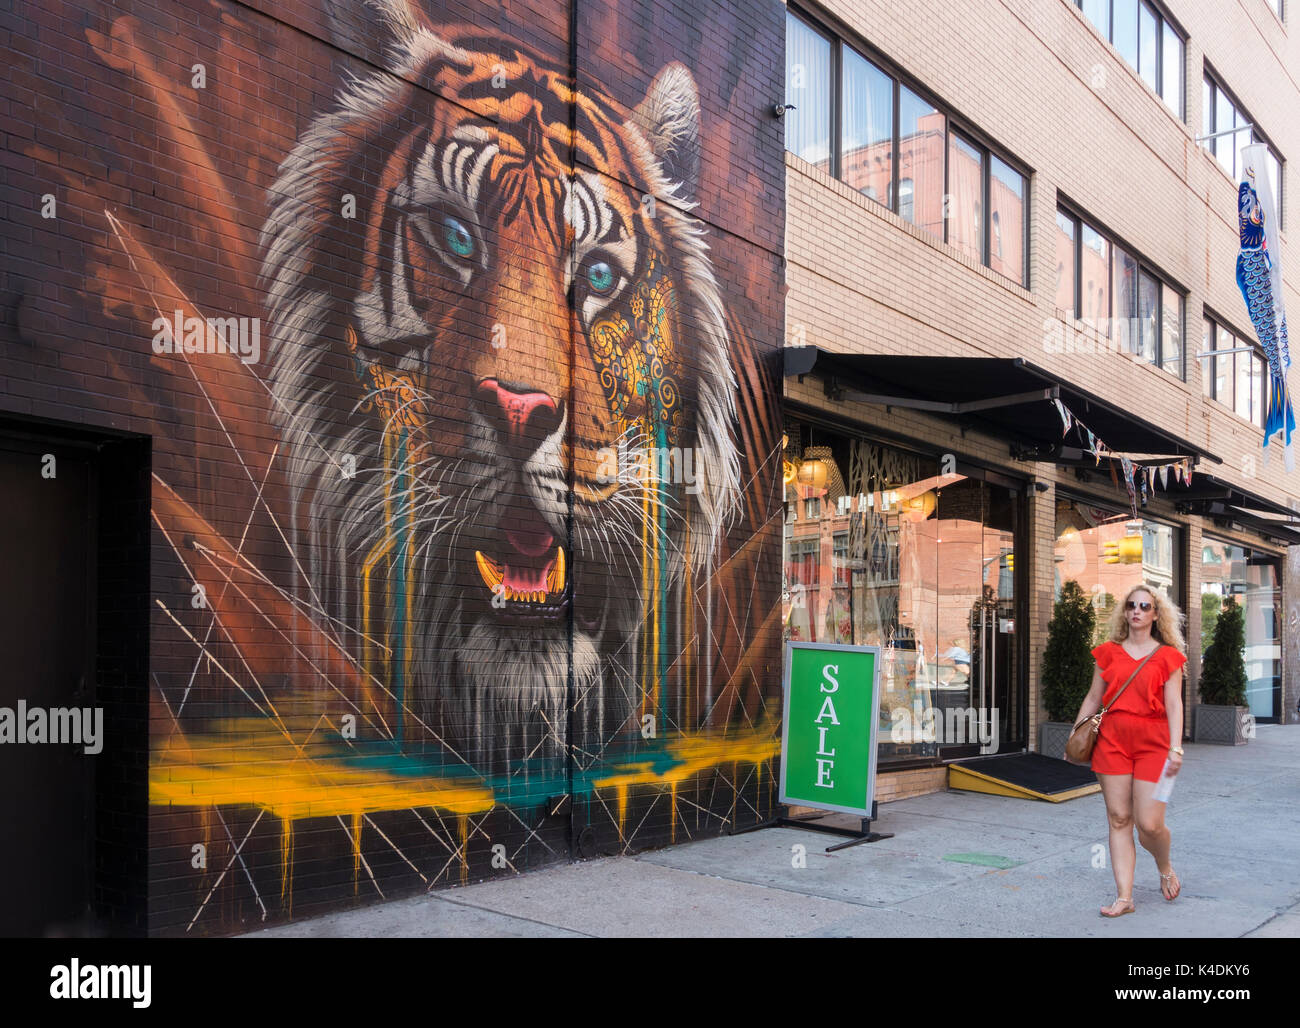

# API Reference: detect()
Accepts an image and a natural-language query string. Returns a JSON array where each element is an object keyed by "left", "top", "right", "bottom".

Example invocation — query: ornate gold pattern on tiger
[{"left": 588, "top": 248, "right": 684, "bottom": 445}]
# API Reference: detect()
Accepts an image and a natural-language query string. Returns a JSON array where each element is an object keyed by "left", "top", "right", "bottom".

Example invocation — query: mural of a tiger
[{"left": 260, "top": 1, "right": 743, "bottom": 771}]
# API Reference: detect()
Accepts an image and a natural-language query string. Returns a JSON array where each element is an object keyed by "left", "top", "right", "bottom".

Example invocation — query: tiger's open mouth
[{"left": 473, "top": 505, "right": 569, "bottom": 615}]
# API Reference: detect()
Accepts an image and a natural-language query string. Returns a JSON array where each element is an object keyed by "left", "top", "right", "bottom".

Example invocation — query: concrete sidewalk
[{"left": 247, "top": 724, "right": 1300, "bottom": 938}]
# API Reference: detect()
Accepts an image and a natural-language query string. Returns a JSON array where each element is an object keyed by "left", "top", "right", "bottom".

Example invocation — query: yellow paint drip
[
  {"left": 150, "top": 719, "right": 497, "bottom": 821},
  {"left": 352, "top": 811, "right": 362, "bottom": 895},
  {"left": 279, "top": 818, "right": 294, "bottom": 915}
]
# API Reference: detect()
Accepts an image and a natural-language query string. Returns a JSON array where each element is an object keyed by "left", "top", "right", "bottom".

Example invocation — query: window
[
  {"left": 841, "top": 47, "right": 893, "bottom": 198},
  {"left": 989, "top": 156, "right": 1025, "bottom": 280},
  {"left": 785, "top": 13, "right": 832, "bottom": 171},
  {"left": 1113, "top": 245, "right": 1138, "bottom": 343},
  {"left": 1055, "top": 210, "right": 1076, "bottom": 315},
  {"left": 899, "top": 86, "right": 945, "bottom": 238},
  {"left": 1074, "top": 0, "right": 1184, "bottom": 117},
  {"left": 1161, "top": 282, "right": 1181, "bottom": 376},
  {"left": 805, "top": 496, "right": 821, "bottom": 520},
  {"left": 1204, "top": 315, "right": 1272, "bottom": 428},
  {"left": 788, "top": 537, "right": 821, "bottom": 587},
  {"left": 1137, "top": 269, "right": 1159, "bottom": 363},
  {"left": 1057, "top": 204, "right": 1184, "bottom": 375},
  {"left": 940, "top": 130, "right": 1026, "bottom": 280},
  {"left": 1080, "top": 222, "right": 1110, "bottom": 324},
  {"left": 1202, "top": 72, "right": 1285, "bottom": 227},
  {"left": 833, "top": 532, "right": 851, "bottom": 586},
  {"left": 948, "top": 132, "right": 983, "bottom": 261},
  {"left": 1138, "top": 3, "right": 1158, "bottom": 91},
  {"left": 784, "top": 8, "right": 1029, "bottom": 284},
  {"left": 897, "top": 177, "right": 914, "bottom": 221}
]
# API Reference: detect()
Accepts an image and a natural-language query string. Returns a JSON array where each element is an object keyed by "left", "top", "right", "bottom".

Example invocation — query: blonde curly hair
[{"left": 1106, "top": 584, "right": 1187, "bottom": 652}]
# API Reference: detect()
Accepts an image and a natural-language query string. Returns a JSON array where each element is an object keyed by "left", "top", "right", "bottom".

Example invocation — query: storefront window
[
  {"left": 1201, "top": 539, "right": 1281, "bottom": 720},
  {"left": 783, "top": 427, "right": 1022, "bottom": 764},
  {"left": 1053, "top": 496, "right": 1179, "bottom": 646}
]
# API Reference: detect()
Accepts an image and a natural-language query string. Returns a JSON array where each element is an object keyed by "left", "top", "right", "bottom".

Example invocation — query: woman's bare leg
[
  {"left": 1134, "top": 778, "right": 1179, "bottom": 899},
  {"left": 1097, "top": 773, "right": 1136, "bottom": 913}
]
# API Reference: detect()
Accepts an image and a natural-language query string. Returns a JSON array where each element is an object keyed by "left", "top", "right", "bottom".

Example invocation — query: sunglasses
[{"left": 1125, "top": 600, "right": 1154, "bottom": 612}]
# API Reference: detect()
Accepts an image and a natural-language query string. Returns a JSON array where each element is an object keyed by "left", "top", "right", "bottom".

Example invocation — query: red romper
[{"left": 1089, "top": 641, "right": 1186, "bottom": 782}]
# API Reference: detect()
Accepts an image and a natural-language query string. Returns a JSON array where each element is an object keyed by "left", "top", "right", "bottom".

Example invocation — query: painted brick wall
[{"left": 1, "top": 0, "right": 786, "bottom": 935}]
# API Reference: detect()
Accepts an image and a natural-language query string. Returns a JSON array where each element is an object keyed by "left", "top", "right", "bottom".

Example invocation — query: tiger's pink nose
[{"left": 476, "top": 378, "right": 561, "bottom": 444}]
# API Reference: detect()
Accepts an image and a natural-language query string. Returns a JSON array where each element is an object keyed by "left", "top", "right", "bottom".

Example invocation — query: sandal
[
  {"left": 1160, "top": 870, "right": 1181, "bottom": 902},
  {"left": 1100, "top": 897, "right": 1135, "bottom": 918}
]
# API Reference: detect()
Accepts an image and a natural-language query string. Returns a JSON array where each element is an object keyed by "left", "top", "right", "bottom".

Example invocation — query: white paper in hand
[{"left": 1152, "top": 758, "right": 1178, "bottom": 803}]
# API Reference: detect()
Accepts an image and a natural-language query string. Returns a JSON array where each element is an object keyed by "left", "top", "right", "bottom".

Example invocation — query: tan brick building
[{"left": 781, "top": 0, "right": 1300, "bottom": 798}]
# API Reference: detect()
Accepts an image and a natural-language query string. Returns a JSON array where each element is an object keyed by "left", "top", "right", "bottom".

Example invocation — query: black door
[{"left": 0, "top": 439, "right": 96, "bottom": 936}]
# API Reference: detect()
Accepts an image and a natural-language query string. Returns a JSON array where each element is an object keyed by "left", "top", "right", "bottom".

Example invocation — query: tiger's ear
[{"left": 630, "top": 62, "right": 702, "bottom": 204}]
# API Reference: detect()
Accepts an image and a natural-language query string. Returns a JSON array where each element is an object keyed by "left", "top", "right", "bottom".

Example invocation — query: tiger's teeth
[
  {"left": 547, "top": 546, "right": 567, "bottom": 595},
  {"left": 475, "top": 551, "right": 503, "bottom": 591}
]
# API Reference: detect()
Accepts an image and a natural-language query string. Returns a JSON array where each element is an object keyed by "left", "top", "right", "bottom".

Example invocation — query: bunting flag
[
  {"left": 1237, "top": 144, "right": 1295, "bottom": 471},
  {"left": 1053, "top": 398, "right": 1070, "bottom": 435},
  {"left": 1052, "top": 396, "right": 1195, "bottom": 504},
  {"left": 1120, "top": 456, "right": 1137, "bottom": 515}
]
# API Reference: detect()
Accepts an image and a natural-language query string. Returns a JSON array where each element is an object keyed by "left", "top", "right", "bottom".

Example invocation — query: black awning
[
  {"left": 784, "top": 348, "right": 1221, "bottom": 464},
  {"left": 1166, "top": 472, "right": 1300, "bottom": 520},
  {"left": 1213, "top": 507, "right": 1300, "bottom": 546}
]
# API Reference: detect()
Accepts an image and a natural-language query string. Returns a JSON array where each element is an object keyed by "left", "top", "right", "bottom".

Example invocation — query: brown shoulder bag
[{"left": 1064, "top": 648, "right": 1159, "bottom": 765}]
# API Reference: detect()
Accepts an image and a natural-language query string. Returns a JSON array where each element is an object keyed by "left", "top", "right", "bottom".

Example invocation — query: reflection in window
[
  {"left": 989, "top": 156, "right": 1024, "bottom": 280},
  {"left": 1113, "top": 0, "right": 1138, "bottom": 69},
  {"left": 1138, "top": 2, "right": 1158, "bottom": 91},
  {"left": 783, "top": 428, "right": 1020, "bottom": 762},
  {"left": 1055, "top": 210, "right": 1076, "bottom": 315},
  {"left": 1075, "top": 0, "right": 1182, "bottom": 116},
  {"left": 1161, "top": 21, "right": 1182, "bottom": 117},
  {"left": 1080, "top": 222, "right": 1110, "bottom": 326},
  {"left": 1206, "top": 316, "right": 1272, "bottom": 428},
  {"left": 841, "top": 48, "right": 893, "bottom": 200},
  {"left": 1216, "top": 323, "right": 1234, "bottom": 412},
  {"left": 1201, "top": 539, "right": 1281, "bottom": 720},
  {"left": 899, "top": 86, "right": 944, "bottom": 238},
  {"left": 1161, "top": 282, "right": 1182, "bottom": 376},
  {"left": 1138, "top": 270, "right": 1159, "bottom": 362},
  {"left": 898, "top": 177, "right": 914, "bottom": 223},
  {"left": 1203, "top": 75, "right": 1285, "bottom": 230},
  {"left": 1113, "top": 246, "right": 1139, "bottom": 350},
  {"left": 947, "top": 132, "right": 983, "bottom": 261},
  {"left": 1053, "top": 498, "right": 1179, "bottom": 642}
]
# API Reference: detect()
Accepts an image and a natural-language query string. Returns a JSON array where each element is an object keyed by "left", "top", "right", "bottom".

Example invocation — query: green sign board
[{"left": 779, "top": 642, "right": 882, "bottom": 816}]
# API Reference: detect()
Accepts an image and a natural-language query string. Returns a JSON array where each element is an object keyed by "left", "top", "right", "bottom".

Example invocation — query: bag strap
[
  {"left": 1100, "top": 646, "right": 1160, "bottom": 714},
  {"left": 1073, "top": 646, "right": 1161, "bottom": 731}
]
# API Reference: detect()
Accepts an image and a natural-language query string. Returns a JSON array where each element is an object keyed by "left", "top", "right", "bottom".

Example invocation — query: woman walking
[{"left": 1072, "top": 585, "right": 1187, "bottom": 917}]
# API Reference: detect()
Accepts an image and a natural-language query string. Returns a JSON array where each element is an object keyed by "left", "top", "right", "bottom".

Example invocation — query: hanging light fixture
[{"left": 795, "top": 451, "right": 829, "bottom": 490}]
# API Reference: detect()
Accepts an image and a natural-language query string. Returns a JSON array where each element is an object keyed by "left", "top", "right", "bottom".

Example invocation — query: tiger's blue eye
[
  {"left": 443, "top": 216, "right": 475, "bottom": 259},
  {"left": 586, "top": 260, "right": 615, "bottom": 294}
]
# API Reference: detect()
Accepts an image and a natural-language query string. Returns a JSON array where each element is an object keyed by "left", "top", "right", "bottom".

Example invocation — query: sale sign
[{"left": 779, "top": 643, "right": 882, "bottom": 816}]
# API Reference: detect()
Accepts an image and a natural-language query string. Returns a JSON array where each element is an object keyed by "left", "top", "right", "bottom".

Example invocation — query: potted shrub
[
  {"left": 1039, "top": 580, "right": 1097, "bottom": 759},
  {"left": 1195, "top": 596, "right": 1251, "bottom": 745}
]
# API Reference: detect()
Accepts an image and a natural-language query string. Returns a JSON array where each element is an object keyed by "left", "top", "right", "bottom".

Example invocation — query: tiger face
[{"left": 260, "top": 7, "right": 740, "bottom": 768}]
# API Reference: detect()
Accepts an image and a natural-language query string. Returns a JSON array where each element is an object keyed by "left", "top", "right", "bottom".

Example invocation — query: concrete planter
[
  {"left": 1038, "top": 721, "right": 1073, "bottom": 761},
  {"left": 1194, "top": 704, "right": 1251, "bottom": 745}
]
